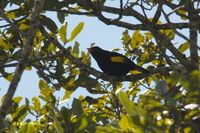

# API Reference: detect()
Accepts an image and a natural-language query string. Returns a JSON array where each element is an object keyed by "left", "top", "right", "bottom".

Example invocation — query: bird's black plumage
[{"left": 88, "top": 46, "right": 149, "bottom": 76}]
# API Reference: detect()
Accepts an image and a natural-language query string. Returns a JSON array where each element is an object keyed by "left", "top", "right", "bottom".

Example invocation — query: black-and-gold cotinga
[{"left": 88, "top": 46, "right": 149, "bottom": 76}]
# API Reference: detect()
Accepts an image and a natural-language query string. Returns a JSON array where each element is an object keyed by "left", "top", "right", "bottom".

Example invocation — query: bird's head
[{"left": 87, "top": 46, "right": 103, "bottom": 54}]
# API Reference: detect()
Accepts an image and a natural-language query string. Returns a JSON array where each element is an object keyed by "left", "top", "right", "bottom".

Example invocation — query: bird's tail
[{"left": 132, "top": 65, "right": 150, "bottom": 75}]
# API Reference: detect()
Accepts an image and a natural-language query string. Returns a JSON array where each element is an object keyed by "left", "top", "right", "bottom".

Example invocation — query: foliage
[{"left": 0, "top": 0, "right": 199, "bottom": 132}]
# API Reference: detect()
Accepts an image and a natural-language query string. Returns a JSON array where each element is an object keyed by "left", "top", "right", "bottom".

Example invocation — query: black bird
[{"left": 88, "top": 46, "right": 149, "bottom": 76}]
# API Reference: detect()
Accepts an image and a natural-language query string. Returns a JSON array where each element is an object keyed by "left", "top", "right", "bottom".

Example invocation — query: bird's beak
[{"left": 87, "top": 48, "right": 92, "bottom": 53}]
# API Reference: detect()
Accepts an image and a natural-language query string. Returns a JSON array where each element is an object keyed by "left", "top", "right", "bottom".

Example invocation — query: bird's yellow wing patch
[{"left": 111, "top": 56, "right": 126, "bottom": 63}]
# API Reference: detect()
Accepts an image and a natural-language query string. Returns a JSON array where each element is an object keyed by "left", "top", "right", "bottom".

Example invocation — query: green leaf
[
  {"left": 96, "top": 125, "right": 122, "bottom": 133},
  {"left": 121, "top": 30, "right": 131, "bottom": 45},
  {"left": 25, "top": 123, "right": 37, "bottom": 133},
  {"left": 118, "top": 91, "right": 136, "bottom": 116},
  {"left": 72, "top": 41, "right": 80, "bottom": 57},
  {"left": 6, "top": 12, "right": 16, "bottom": 19},
  {"left": 25, "top": 98, "right": 29, "bottom": 106},
  {"left": 59, "top": 22, "right": 67, "bottom": 43},
  {"left": 19, "top": 23, "right": 29, "bottom": 30},
  {"left": 59, "top": 90, "right": 72, "bottom": 104},
  {"left": 76, "top": 75, "right": 100, "bottom": 93},
  {"left": 161, "top": 30, "right": 175, "bottom": 40},
  {"left": 131, "top": 30, "right": 144, "bottom": 48},
  {"left": 12, "top": 105, "right": 27, "bottom": 122},
  {"left": 54, "top": 117, "right": 64, "bottom": 133},
  {"left": 0, "top": 38, "right": 11, "bottom": 50},
  {"left": 72, "top": 98, "right": 83, "bottom": 117},
  {"left": 18, "top": 122, "right": 37, "bottom": 133},
  {"left": 25, "top": 66, "right": 32, "bottom": 71},
  {"left": 13, "top": 96, "right": 22, "bottom": 104},
  {"left": 155, "top": 80, "right": 167, "bottom": 96},
  {"left": 118, "top": 114, "right": 133, "bottom": 131},
  {"left": 75, "top": 116, "right": 88, "bottom": 132},
  {"left": 178, "top": 10, "right": 187, "bottom": 20},
  {"left": 39, "top": 80, "right": 54, "bottom": 99},
  {"left": 5, "top": 73, "right": 13, "bottom": 82},
  {"left": 68, "top": 22, "right": 84, "bottom": 42},
  {"left": 40, "top": 15, "right": 58, "bottom": 33},
  {"left": 39, "top": 79, "right": 49, "bottom": 90},
  {"left": 178, "top": 42, "right": 189, "bottom": 53},
  {"left": 57, "top": 12, "right": 65, "bottom": 24},
  {"left": 118, "top": 91, "right": 146, "bottom": 125},
  {"left": 32, "top": 97, "right": 41, "bottom": 111}
]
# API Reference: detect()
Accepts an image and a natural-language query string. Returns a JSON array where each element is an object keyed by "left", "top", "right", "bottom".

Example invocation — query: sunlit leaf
[
  {"left": 131, "top": 30, "right": 144, "bottom": 48},
  {"left": 144, "top": 32, "right": 153, "bottom": 40},
  {"left": 39, "top": 80, "right": 54, "bottom": 99},
  {"left": 18, "top": 122, "right": 38, "bottom": 133},
  {"left": 161, "top": 30, "right": 175, "bottom": 40},
  {"left": 118, "top": 114, "right": 133, "bottom": 131},
  {"left": 118, "top": 91, "right": 146, "bottom": 125},
  {"left": 12, "top": 105, "right": 27, "bottom": 122},
  {"left": 5, "top": 73, "right": 13, "bottom": 82},
  {"left": 164, "top": 118, "right": 173, "bottom": 126},
  {"left": 0, "top": 38, "right": 11, "bottom": 50},
  {"left": 152, "top": 60, "right": 160, "bottom": 66},
  {"left": 19, "top": 23, "right": 29, "bottom": 30},
  {"left": 68, "top": 22, "right": 84, "bottom": 42},
  {"left": 59, "top": 22, "right": 67, "bottom": 43},
  {"left": 59, "top": 90, "right": 72, "bottom": 104},
  {"left": 75, "top": 116, "right": 88, "bottom": 132},
  {"left": 25, "top": 123, "right": 37, "bottom": 133},
  {"left": 178, "top": 42, "right": 189, "bottom": 53},
  {"left": 25, "top": 66, "right": 32, "bottom": 71},
  {"left": 32, "top": 97, "right": 41, "bottom": 111},
  {"left": 6, "top": 12, "right": 16, "bottom": 19},
  {"left": 96, "top": 125, "right": 122, "bottom": 133},
  {"left": 121, "top": 30, "right": 131, "bottom": 45},
  {"left": 178, "top": 9, "right": 187, "bottom": 20},
  {"left": 54, "top": 118, "right": 64, "bottom": 133},
  {"left": 13, "top": 96, "right": 23, "bottom": 104}
]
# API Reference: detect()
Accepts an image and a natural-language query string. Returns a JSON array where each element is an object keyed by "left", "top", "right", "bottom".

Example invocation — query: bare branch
[
  {"left": 187, "top": 0, "right": 199, "bottom": 69},
  {"left": 152, "top": 1, "right": 163, "bottom": 23},
  {"left": 101, "top": 6, "right": 200, "bottom": 30}
]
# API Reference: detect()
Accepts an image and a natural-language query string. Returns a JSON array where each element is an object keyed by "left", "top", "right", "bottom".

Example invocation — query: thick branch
[
  {"left": 152, "top": 1, "right": 163, "bottom": 23},
  {"left": 188, "top": 1, "right": 199, "bottom": 69},
  {"left": 151, "top": 30, "right": 196, "bottom": 72},
  {"left": 101, "top": 6, "right": 200, "bottom": 30},
  {"left": 0, "top": 0, "right": 45, "bottom": 125}
]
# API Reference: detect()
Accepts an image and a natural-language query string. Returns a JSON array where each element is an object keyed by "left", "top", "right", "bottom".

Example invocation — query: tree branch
[
  {"left": 187, "top": 0, "right": 199, "bottom": 69},
  {"left": 152, "top": 1, "right": 163, "bottom": 23},
  {"left": 0, "top": 8, "right": 25, "bottom": 36},
  {"left": 101, "top": 6, "right": 200, "bottom": 30},
  {"left": 0, "top": 0, "right": 45, "bottom": 126}
]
